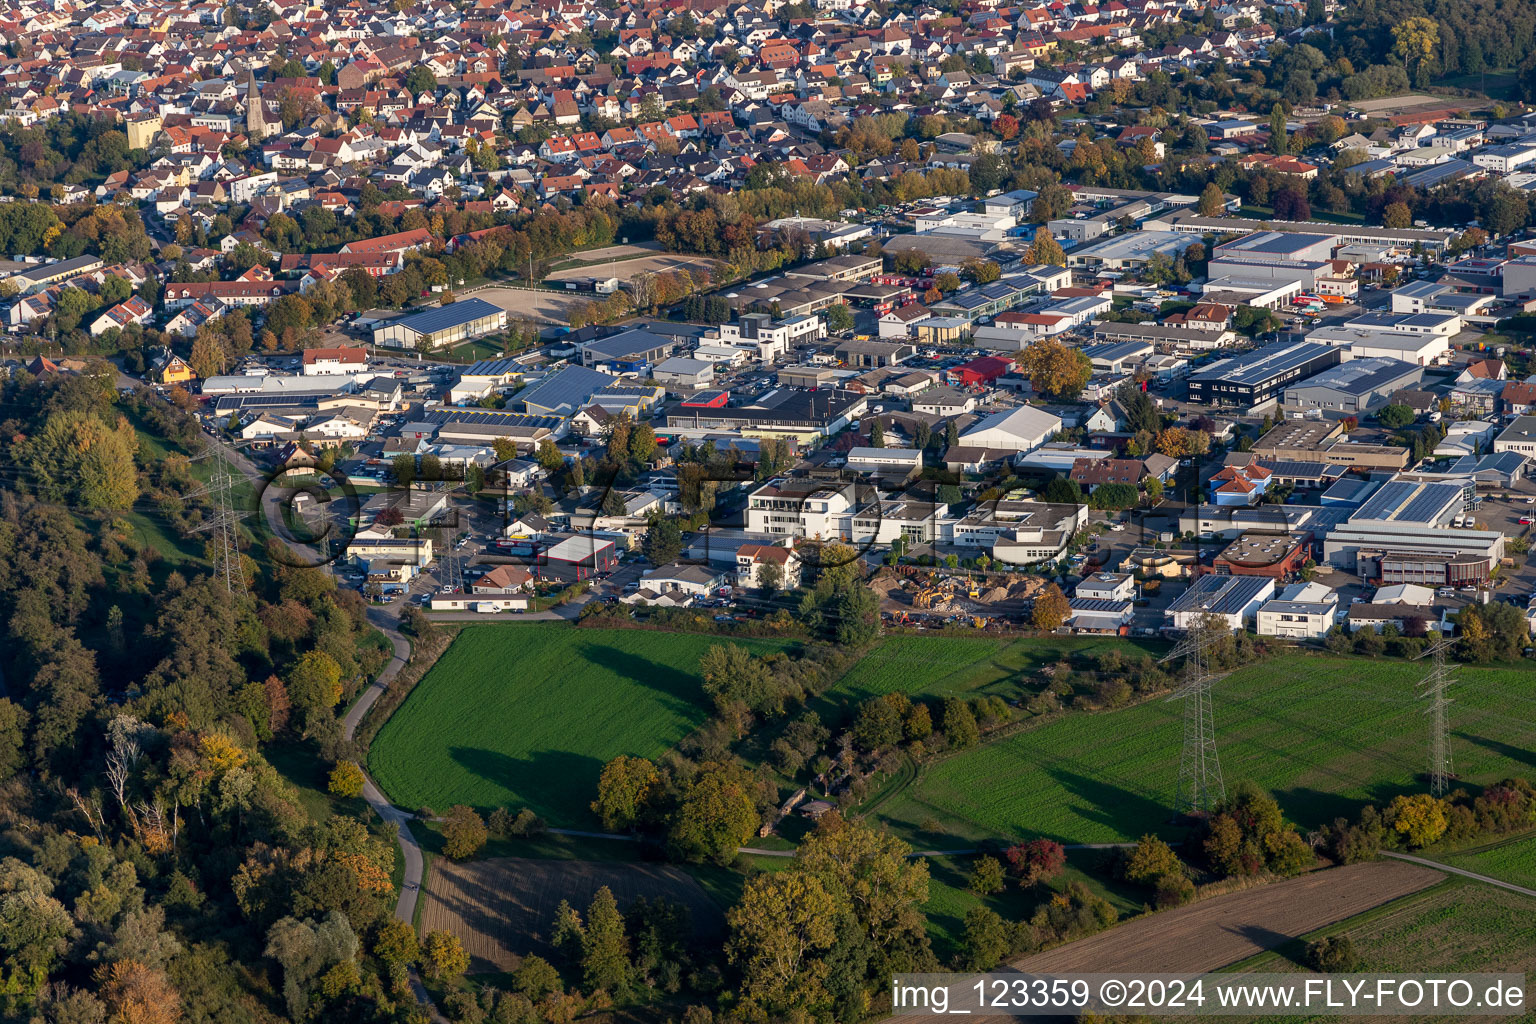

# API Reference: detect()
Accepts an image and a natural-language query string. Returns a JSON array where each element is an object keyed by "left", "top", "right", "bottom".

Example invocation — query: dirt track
[
  {"left": 420, "top": 856, "right": 725, "bottom": 972},
  {"left": 470, "top": 285, "right": 582, "bottom": 324},
  {"left": 545, "top": 252, "right": 719, "bottom": 284}
]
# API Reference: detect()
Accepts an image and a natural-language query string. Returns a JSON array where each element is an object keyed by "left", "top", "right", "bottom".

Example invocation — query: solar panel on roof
[
  {"left": 1399, "top": 482, "right": 1459, "bottom": 524},
  {"left": 1354, "top": 479, "right": 1416, "bottom": 520}
]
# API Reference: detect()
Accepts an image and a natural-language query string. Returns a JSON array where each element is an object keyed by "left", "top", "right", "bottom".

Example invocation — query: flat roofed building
[
  {"left": 1213, "top": 230, "right": 1335, "bottom": 263},
  {"left": 1142, "top": 211, "right": 1455, "bottom": 255},
  {"left": 1346, "top": 311, "right": 1463, "bottom": 336},
  {"left": 783, "top": 254, "right": 881, "bottom": 282},
  {"left": 1213, "top": 530, "right": 1311, "bottom": 578},
  {"left": 1091, "top": 321, "right": 1235, "bottom": 352},
  {"left": 1186, "top": 341, "right": 1341, "bottom": 406},
  {"left": 835, "top": 339, "right": 914, "bottom": 367},
  {"left": 426, "top": 409, "right": 562, "bottom": 446},
  {"left": 667, "top": 388, "right": 867, "bottom": 441},
  {"left": 1066, "top": 230, "right": 1197, "bottom": 270},
  {"left": 777, "top": 365, "right": 841, "bottom": 388}
]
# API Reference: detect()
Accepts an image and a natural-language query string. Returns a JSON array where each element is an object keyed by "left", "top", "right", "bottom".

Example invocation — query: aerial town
[{"left": 0, "top": 0, "right": 1532, "bottom": 1019}]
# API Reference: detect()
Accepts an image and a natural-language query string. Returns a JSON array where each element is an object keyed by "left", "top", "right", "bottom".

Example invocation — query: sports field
[
  {"left": 871, "top": 654, "right": 1536, "bottom": 846},
  {"left": 367, "top": 624, "right": 796, "bottom": 824}
]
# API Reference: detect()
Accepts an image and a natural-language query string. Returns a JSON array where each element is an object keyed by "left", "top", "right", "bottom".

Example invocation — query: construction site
[{"left": 870, "top": 564, "right": 1057, "bottom": 625}]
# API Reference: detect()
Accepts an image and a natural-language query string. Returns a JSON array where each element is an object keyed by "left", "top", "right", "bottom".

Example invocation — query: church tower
[{"left": 245, "top": 71, "right": 272, "bottom": 140}]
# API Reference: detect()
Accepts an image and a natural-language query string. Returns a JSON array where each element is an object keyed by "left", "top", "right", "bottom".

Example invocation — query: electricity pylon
[
  {"left": 1414, "top": 636, "right": 1457, "bottom": 797},
  {"left": 193, "top": 461, "right": 249, "bottom": 596},
  {"left": 1161, "top": 617, "right": 1228, "bottom": 817}
]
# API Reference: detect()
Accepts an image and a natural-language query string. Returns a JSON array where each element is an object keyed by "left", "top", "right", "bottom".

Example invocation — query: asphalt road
[
  {"left": 1381, "top": 851, "right": 1536, "bottom": 899},
  {"left": 210, "top": 434, "right": 445, "bottom": 1020}
]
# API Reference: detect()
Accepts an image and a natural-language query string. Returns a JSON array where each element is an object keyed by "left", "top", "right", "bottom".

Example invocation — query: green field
[
  {"left": 1443, "top": 835, "right": 1536, "bottom": 890},
  {"left": 872, "top": 654, "right": 1536, "bottom": 847},
  {"left": 368, "top": 625, "right": 796, "bottom": 824}
]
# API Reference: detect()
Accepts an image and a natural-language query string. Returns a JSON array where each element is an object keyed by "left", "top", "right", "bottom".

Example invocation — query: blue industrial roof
[
  {"left": 392, "top": 298, "right": 502, "bottom": 334},
  {"left": 427, "top": 409, "right": 563, "bottom": 429},
  {"left": 515, "top": 364, "right": 619, "bottom": 414}
]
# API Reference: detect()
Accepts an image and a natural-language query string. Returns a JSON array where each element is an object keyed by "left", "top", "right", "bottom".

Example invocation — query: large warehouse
[
  {"left": 1280, "top": 357, "right": 1424, "bottom": 416},
  {"left": 1322, "top": 476, "right": 1504, "bottom": 581},
  {"left": 1186, "top": 341, "right": 1341, "bottom": 406},
  {"left": 372, "top": 298, "right": 507, "bottom": 349}
]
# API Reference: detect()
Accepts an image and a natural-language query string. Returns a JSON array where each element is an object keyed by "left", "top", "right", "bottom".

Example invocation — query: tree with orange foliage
[{"left": 100, "top": 960, "right": 181, "bottom": 1024}]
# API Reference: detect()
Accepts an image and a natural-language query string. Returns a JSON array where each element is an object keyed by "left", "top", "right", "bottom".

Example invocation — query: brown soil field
[
  {"left": 891, "top": 861, "right": 1444, "bottom": 1023},
  {"left": 420, "top": 856, "right": 726, "bottom": 972},
  {"left": 1008, "top": 860, "right": 1443, "bottom": 975}
]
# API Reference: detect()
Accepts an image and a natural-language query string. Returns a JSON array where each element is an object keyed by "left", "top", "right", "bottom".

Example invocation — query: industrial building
[
  {"left": 1308, "top": 313, "right": 1458, "bottom": 365},
  {"left": 1165, "top": 574, "right": 1276, "bottom": 631},
  {"left": 1212, "top": 231, "right": 1336, "bottom": 263},
  {"left": 1186, "top": 341, "right": 1341, "bottom": 406},
  {"left": 371, "top": 298, "right": 507, "bottom": 350},
  {"left": 1141, "top": 211, "right": 1456, "bottom": 256},
  {"left": 578, "top": 327, "right": 680, "bottom": 370},
  {"left": 1065, "top": 230, "right": 1197, "bottom": 272},
  {"left": 1493, "top": 415, "right": 1536, "bottom": 458},
  {"left": 1090, "top": 320, "right": 1235, "bottom": 352},
  {"left": 1321, "top": 476, "right": 1503, "bottom": 581},
  {"left": 1280, "top": 357, "right": 1424, "bottom": 416},
  {"left": 1251, "top": 420, "right": 1411, "bottom": 471},
  {"left": 665, "top": 388, "right": 868, "bottom": 441},
  {"left": 514, "top": 365, "right": 621, "bottom": 416}
]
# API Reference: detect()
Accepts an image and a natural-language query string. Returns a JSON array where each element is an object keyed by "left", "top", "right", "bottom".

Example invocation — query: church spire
[{"left": 246, "top": 70, "right": 270, "bottom": 140}]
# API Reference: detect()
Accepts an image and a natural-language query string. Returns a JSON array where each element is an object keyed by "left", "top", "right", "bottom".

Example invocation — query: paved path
[
  {"left": 1381, "top": 850, "right": 1536, "bottom": 898},
  {"left": 212, "top": 436, "right": 445, "bottom": 1021}
]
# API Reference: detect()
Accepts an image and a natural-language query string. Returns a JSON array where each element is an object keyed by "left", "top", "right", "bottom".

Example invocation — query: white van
[{"left": 473, "top": 602, "right": 500, "bottom": 614}]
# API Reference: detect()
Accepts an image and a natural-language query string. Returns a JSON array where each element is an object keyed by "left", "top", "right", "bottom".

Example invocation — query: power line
[
  {"left": 1161, "top": 618, "right": 1228, "bottom": 817},
  {"left": 191, "top": 460, "right": 249, "bottom": 596},
  {"left": 1414, "top": 636, "right": 1457, "bottom": 797}
]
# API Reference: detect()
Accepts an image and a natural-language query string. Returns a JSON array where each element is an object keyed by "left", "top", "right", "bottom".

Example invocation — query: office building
[{"left": 1186, "top": 341, "right": 1341, "bottom": 406}]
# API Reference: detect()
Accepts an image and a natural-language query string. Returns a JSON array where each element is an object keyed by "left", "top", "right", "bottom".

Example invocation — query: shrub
[
  {"left": 1005, "top": 838, "right": 1066, "bottom": 887},
  {"left": 1305, "top": 935, "right": 1361, "bottom": 973},
  {"left": 967, "top": 855, "right": 1006, "bottom": 895}
]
